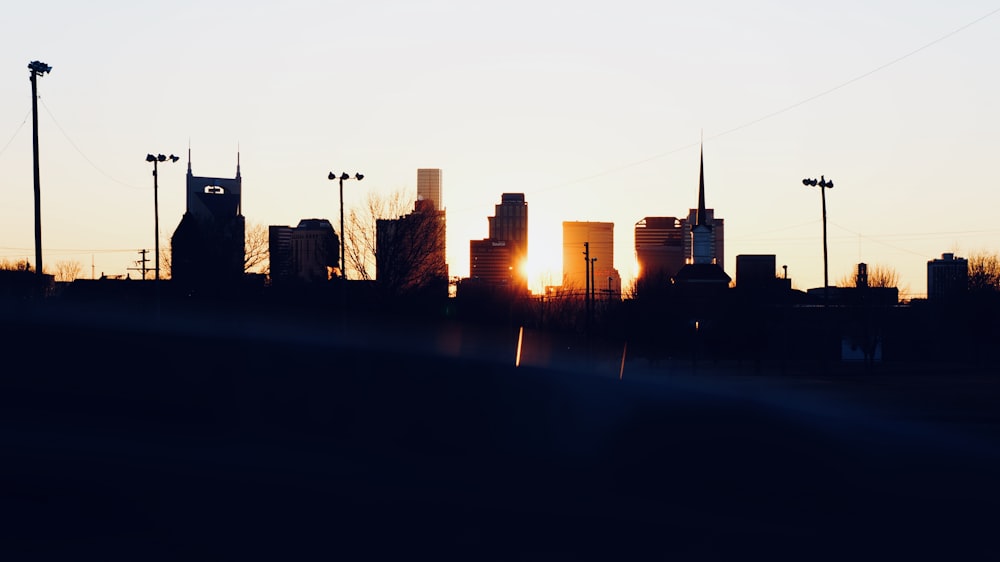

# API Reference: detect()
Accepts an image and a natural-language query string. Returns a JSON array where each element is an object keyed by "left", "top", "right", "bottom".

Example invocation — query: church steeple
[
  {"left": 691, "top": 143, "right": 713, "bottom": 265},
  {"left": 696, "top": 143, "right": 707, "bottom": 228}
]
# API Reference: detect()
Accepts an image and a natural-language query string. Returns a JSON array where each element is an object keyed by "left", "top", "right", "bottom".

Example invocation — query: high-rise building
[
  {"left": 489, "top": 193, "right": 528, "bottom": 256},
  {"left": 376, "top": 198, "right": 448, "bottom": 297},
  {"left": 469, "top": 239, "right": 516, "bottom": 285},
  {"left": 268, "top": 225, "right": 293, "bottom": 284},
  {"left": 927, "top": 252, "right": 968, "bottom": 301},
  {"left": 468, "top": 193, "right": 528, "bottom": 292},
  {"left": 635, "top": 216, "right": 685, "bottom": 282},
  {"left": 291, "top": 219, "right": 338, "bottom": 283},
  {"left": 171, "top": 150, "right": 245, "bottom": 289},
  {"left": 417, "top": 168, "right": 443, "bottom": 212},
  {"left": 562, "top": 221, "right": 621, "bottom": 297},
  {"left": 268, "top": 219, "right": 339, "bottom": 285}
]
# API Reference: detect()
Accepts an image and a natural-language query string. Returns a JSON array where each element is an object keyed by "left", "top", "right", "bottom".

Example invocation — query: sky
[{"left": 2, "top": 1, "right": 999, "bottom": 297}]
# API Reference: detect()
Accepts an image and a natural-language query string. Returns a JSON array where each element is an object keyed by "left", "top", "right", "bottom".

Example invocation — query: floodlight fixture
[
  {"left": 328, "top": 170, "right": 365, "bottom": 279},
  {"left": 28, "top": 60, "right": 51, "bottom": 75}
]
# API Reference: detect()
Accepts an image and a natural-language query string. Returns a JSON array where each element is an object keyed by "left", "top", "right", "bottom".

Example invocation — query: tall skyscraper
[
  {"left": 171, "top": 150, "right": 245, "bottom": 289},
  {"left": 562, "top": 221, "right": 621, "bottom": 296},
  {"left": 417, "top": 168, "right": 443, "bottom": 212},
  {"left": 468, "top": 193, "right": 528, "bottom": 292}
]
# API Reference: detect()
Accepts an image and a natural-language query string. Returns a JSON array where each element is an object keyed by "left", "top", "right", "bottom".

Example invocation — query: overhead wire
[
  {"left": 533, "top": 5, "right": 1000, "bottom": 196},
  {"left": 38, "top": 97, "right": 145, "bottom": 190},
  {"left": 0, "top": 111, "right": 30, "bottom": 161}
]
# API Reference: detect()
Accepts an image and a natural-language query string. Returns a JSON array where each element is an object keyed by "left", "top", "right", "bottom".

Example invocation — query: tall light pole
[
  {"left": 803, "top": 175, "right": 834, "bottom": 295},
  {"left": 29, "top": 60, "right": 51, "bottom": 278},
  {"left": 147, "top": 153, "right": 179, "bottom": 281},
  {"left": 328, "top": 171, "right": 364, "bottom": 278}
]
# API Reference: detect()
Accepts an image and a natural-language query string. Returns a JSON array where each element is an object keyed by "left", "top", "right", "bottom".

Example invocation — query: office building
[
  {"left": 635, "top": 216, "right": 685, "bottom": 282},
  {"left": 268, "top": 219, "right": 339, "bottom": 285},
  {"left": 468, "top": 193, "right": 528, "bottom": 292},
  {"left": 927, "top": 252, "right": 968, "bottom": 301},
  {"left": 171, "top": 150, "right": 245, "bottom": 288},
  {"left": 417, "top": 168, "right": 443, "bottom": 212},
  {"left": 562, "top": 221, "right": 621, "bottom": 297}
]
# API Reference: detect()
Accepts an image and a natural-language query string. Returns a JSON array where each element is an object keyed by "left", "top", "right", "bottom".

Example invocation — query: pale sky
[{"left": 2, "top": 1, "right": 999, "bottom": 297}]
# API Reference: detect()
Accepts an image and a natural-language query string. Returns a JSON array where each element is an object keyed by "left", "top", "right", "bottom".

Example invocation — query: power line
[
  {"left": 534, "top": 6, "right": 1000, "bottom": 195},
  {"left": 827, "top": 221, "right": 988, "bottom": 259},
  {"left": 38, "top": 97, "right": 145, "bottom": 190},
  {"left": 0, "top": 246, "right": 139, "bottom": 254},
  {"left": 0, "top": 111, "right": 30, "bottom": 161}
]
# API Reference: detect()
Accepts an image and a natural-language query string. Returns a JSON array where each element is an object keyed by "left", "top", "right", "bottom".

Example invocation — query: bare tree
[
  {"left": 0, "top": 258, "right": 33, "bottom": 272},
  {"left": 837, "top": 263, "right": 900, "bottom": 288},
  {"left": 244, "top": 221, "right": 269, "bottom": 274},
  {"left": 345, "top": 189, "right": 412, "bottom": 280},
  {"left": 375, "top": 205, "right": 447, "bottom": 297},
  {"left": 968, "top": 250, "right": 1000, "bottom": 293},
  {"left": 54, "top": 260, "right": 82, "bottom": 282},
  {"left": 159, "top": 242, "right": 172, "bottom": 279}
]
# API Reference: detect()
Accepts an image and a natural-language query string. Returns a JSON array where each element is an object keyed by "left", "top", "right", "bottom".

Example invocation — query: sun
[{"left": 525, "top": 249, "right": 562, "bottom": 295}]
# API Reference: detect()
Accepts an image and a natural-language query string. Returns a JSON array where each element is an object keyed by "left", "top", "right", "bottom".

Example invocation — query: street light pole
[
  {"left": 29, "top": 60, "right": 51, "bottom": 279},
  {"left": 328, "top": 171, "right": 364, "bottom": 279},
  {"left": 803, "top": 175, "right": 834, "bottom": 295},
  {"left": 147, "top": 154, "right": 179, "bottom": 282}
]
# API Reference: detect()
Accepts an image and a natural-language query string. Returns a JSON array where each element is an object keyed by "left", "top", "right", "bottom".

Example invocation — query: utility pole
[
  {"left": 590, "top": 257, "right": 597, "bottom": 307},
  {"left": 127, "top": 249, "right": 152, "bottom": 279}
]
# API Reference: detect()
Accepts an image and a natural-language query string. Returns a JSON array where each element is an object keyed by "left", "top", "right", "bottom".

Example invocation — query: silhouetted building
[
  {"left": 735, "top": 254, "right": 788, "bottom": 289},
  {"left": 269, "top": 219, "right": 338, "bottom": 286},
  {"left": 376, "top": 196, "right": 448, "bottom": 297},
  {"left": 0, "top": 269, "right": 53, "bottom": 299},
  {"left": 562, "top": 221, "right": 621, "bottom": 298},
  {"left": 674, "top": 145, "right": 731, "bottom": 290},
  {"left": 635, "top": 217, "right": 685, "bottom": 283},
  {"left": 417, "top": 168, "right": 443, "bottom": 211},
  {"left": 268, "top": 225, "right": 293, "bottom": 284},
  {"left": 806, "top": 284, "right": 898, "bottom": 306},
  {"left": 468, "top": 193, "right": 528, "bottom": 293},
  {"left": 171, "top": 151, "right": 245, "bottom": 289},
  {"left": 927, "top": 252, "right": 968, "bottom": 301},
  {"left": 469, "top": 239, "right": 517, "bottom": 286}
]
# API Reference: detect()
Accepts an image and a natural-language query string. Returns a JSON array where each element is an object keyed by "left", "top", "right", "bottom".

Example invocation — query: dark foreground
[{"left": 2, "top": 302, "right": 999, "bottom": 560}]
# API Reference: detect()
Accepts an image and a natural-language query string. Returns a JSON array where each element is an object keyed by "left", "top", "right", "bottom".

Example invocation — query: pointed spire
[
  {"left": 187, "top": 142, "right": 192, "bottom": 175},
  {"left": 697, "top": 143, "right": 707, "bottom": 227},
  {"left": 236, "top": 145, "right": 241, "bottom": 178}
]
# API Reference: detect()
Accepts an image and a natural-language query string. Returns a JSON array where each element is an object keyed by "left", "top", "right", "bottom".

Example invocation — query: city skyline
[{"left": 2, "top": 3, "right": 999, "bottom": 296}]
